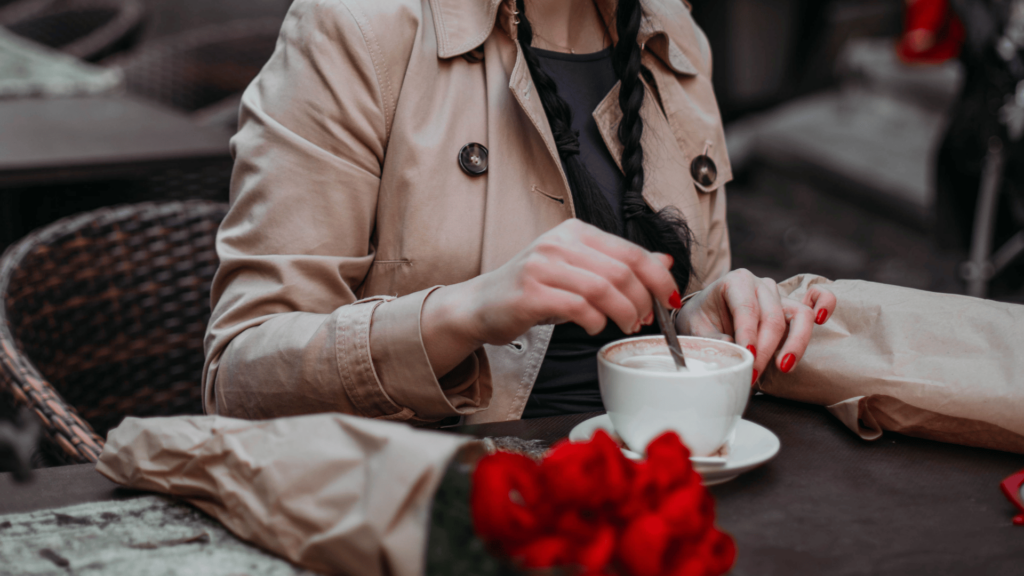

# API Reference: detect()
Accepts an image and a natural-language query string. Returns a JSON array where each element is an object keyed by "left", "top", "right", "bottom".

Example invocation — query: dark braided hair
[{"left": 515, "top": 0, "right": 696, "bottom": 292}]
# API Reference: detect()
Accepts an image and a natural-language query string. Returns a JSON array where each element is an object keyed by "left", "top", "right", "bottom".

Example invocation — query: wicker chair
[
  {"left": 5, "top": 0, "right": 144, "bottom": 61},
  {"left": 107, "top": 18, "right": 281, "bottom": 118},
  {"left": 0, "top": 201, "right": 227, "bottom": 464},
  {"left": 0, "top": 0, "right": 53, "bottom": 25}
]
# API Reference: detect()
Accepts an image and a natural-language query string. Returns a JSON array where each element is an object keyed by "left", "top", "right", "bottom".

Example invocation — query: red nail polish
[
  {"left": 746, "top": 345, "right": 757, "bottom": 358},
  {"left": 816, "top": 309, "right": 828, "bottom": 325},
  {"left": 669, "top": 290, "right": 682, "bottom": 309},
  {"left": 751, "top": 369, "right": 758, "bottom": 386},
  {"left": 781, "top": 353, "right": 796, "bottom": 373}
]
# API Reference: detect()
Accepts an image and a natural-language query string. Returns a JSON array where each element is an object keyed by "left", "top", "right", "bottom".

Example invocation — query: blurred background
[
  {"left": 1, "top": 0, "right": 1020, "bottom": 301},
  {"left": 2, "top": 0, "right": 1024, "bottom": 468}
]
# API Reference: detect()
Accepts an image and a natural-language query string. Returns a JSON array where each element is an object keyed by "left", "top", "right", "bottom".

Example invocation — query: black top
[{"left": 522, "top": 47, "right": 658, "bottom": 419}]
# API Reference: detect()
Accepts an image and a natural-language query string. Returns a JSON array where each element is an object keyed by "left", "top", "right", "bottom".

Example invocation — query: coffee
[
  {"left": 598, "top": 336, "right": 754, "bottom": 457},
  {"left": 617, "top": 355, "right": 721, "bottom": 373}
]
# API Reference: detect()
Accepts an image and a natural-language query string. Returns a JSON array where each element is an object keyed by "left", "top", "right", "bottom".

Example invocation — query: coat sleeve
[{"left": 202, "top": 0, "right": 491, "bottom": 422}]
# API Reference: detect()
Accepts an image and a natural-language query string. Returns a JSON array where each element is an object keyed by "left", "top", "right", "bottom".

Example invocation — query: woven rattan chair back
[
  {"left": 5, "top": 0, "right": 143, "bottom": 61},
  {"left": 107, "top": 18, "right": 282, "bottom": 114},
  {"left": 0, "top": 201, "right": 227, "bottom": 464},
  {"left": 0, "top": 0, "right": 53, "bottom": 25}
]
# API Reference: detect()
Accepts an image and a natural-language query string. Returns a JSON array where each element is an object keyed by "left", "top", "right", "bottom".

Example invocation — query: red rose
[
  {"left": 695, "top": 528, "right": 737, "bottom": 576},
  {"left": 471, "top": 451, "right": 543, "bottom": 545},
  {"left": 658, "top": 482, "right": 713, "bottom": 540},
  {"left": 645, "top": 432, "right": 695, "bottom": 492},
  {"left": 542, "top": 430, "right": 632, "bottom": 509},
  {"left": 470, "top": 428, "right": 735, "bottom": 576},
  {"left": 619, "top": 513, "right": 672, "bottom": 576}
]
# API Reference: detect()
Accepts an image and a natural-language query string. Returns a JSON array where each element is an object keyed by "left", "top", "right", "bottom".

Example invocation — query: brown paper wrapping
[
  {"left": 95, "top": 414, "right": 473, "bottom": 576},
  {"left": 760, "top": 274, "right": 1024, "bottom": 454}
]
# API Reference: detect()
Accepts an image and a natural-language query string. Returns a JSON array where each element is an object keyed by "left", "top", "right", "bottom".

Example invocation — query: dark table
[{"left": 2, "top": 395, "right": 1023, "bottom": 575}]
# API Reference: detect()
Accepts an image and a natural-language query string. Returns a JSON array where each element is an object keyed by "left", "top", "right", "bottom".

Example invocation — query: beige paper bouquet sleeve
[
  {"left": 95, "top": 413, "right": 473, "bottom": 576},
  {"left": 759, "top": 274, "right": 1024, "bottom": 453}
]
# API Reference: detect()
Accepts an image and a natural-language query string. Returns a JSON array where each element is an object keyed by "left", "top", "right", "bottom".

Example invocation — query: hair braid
[
  {"left": 612, "top": 0, "right": 695, "bottom": 292},
  {"left": 515, "top": 0, "right": 695, "bottom": 292},
  {"left": 515, "top": 0, "right": 620, "bottom": 235}
]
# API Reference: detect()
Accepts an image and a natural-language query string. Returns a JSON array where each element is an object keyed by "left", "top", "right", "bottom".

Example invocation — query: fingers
[
  {"left": 528, "top": 255, "right": 648, "bottom": 335},
  {"left": 750, "top": 278, "right": 787, "bottom": 380},
  {"left": 527, "top": 286, "right": 609, "bottom": 336},
  {"left": 803, "top": 285, "right": 838, "bottom": 325},
  {"left": 775, "top": 297, "right": 817, "bottom": 373},
  {"left": 535, "top": 241, "right": 656, "bottom": 331},
  {"left": 568, "top": 221, "right": 679, "bottom": 308}
]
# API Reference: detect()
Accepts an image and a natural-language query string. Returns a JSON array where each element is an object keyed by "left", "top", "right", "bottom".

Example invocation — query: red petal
[
  {"left": 509, "top": 536, "right": 571, "bottom": 569},
  {"left": 471, "top": 452, "right": 542, "bottom": 544},
  {"left": 699, "top": 529, "right": 737, "bottom": 576},
  {"left": 646, "top": 432, "right": 694, "bottom": 492},
  {"left": 542, "top": 430, "right": 634, "bottom": 509},
  {"left": 619, "top": 514, "right": 671, "bottom": 576},
  {"left": 659, "top": 483, "right": 714, "bottom": 540},
  {"left": 576, "top": 524, "right": 617, "bottom": 572},
  {"left": 619, "top": 462, "right": 659, "bottom": 519}
]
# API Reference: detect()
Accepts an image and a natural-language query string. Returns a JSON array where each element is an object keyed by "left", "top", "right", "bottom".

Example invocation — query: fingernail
[
  {"left": 815, "top": 309, "right": 828, "bottom": 325},
  {"left": 666, "top": 254, "right": 674, "bottom": 268},
  {"left": 632, "top": 321, "right": 642, "bottom": 334},
  {"left": 781, "top": 353, "right": 796, "bottom": 373},
  {"left": 669, "top": 290, "right": 682, "bottom": 309},
  {"left": 642, "top": 311, "right": 654, "bottom": 325},
  {"left": 746, "top": 345, "right": 757, "bottom": 359},
  {"left": 751, "top": 369, "right": 759, "bottom": 386}
]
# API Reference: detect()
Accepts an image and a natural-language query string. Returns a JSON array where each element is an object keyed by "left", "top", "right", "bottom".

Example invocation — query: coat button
[
  {"left": 690, "top": 154, "right": 717, "bottom": 188},
  {"left": 459, "top": 143, "right": 488, "bottom": 176}
]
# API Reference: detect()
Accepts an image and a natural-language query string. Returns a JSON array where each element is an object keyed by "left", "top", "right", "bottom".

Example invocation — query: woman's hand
[
  {"left": 675, "top": 269, "right": 837, "bottom": 385},
  {"left": 421, "top": 219, "right": 679, "bottom": 377}
]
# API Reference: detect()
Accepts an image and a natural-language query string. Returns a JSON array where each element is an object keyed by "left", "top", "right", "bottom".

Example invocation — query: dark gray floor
[{"left": 725, "top": 166, "right": 1000, "bottom": 300}]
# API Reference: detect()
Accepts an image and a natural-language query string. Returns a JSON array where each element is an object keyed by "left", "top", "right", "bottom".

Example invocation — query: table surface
[
  {"left": 2, "top": 395, "right": 1023, "bottom": 576},
  {"left": 0, "top": 94, "right": 231, "bottom": 188}
]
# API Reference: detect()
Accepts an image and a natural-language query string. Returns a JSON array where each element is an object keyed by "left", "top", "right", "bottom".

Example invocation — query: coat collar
[{"left": 427, "top": 0, "right": 700, "bottom": 76}]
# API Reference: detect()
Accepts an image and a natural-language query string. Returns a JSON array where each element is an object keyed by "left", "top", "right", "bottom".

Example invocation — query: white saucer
[{"left": 568, "top": 414, "right": 780, "bottom": 486}]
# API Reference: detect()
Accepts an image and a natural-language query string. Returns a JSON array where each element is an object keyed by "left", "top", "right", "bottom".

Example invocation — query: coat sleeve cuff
[{"left": 367, "top": 287, "right": 490, "bottom": 421}]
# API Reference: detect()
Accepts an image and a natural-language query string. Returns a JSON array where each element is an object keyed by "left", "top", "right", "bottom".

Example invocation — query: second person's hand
[{"left": 675, "top": 269, "right": 837, "bottom": 385}]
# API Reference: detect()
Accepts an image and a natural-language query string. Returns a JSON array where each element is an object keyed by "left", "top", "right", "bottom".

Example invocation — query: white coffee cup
[{"left": 597, "top": 336, "right": 754, "bottom": 457}]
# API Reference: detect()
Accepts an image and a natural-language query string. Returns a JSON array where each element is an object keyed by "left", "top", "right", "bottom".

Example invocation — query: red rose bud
[
  {"left": 471, "top": 452, "right": 542, "bottom": 544},
  {"left": 645, "top": 432, "right": 695, "bottom": 492},
  {"left": 619, "top": 514, "right": 672, "bottom": 576},
  {"left": 699, "top": 529, "right": 737, "bottom": 576},
  {"left": 542, "top": 430, "right": 632, "bottom": 508}
]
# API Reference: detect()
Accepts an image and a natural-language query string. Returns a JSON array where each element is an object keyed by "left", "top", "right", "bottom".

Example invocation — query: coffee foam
[
  {"left": 617, "top": 355, "right": 721, "bottom": 373},
  {"left": 602, "top": 336, "right": 744, "bottom": 371}
]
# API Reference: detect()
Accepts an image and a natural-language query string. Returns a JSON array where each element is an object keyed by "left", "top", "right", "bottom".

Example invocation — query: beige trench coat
[{"left": 203, "top": 0, "right": 734, "bottom": 425}]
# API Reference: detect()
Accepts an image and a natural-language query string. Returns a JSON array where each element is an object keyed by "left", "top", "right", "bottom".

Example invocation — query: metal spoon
[{"left": 652, "top": 299, "right": 687, "bottom": 370}]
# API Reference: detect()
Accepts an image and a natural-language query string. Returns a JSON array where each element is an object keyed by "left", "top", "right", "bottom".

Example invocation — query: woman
[{"left": 203, "top": 0, "right": 836, "bottom": 424}]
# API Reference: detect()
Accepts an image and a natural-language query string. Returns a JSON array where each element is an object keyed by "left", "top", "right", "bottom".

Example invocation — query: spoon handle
[{"left": 653, "top": 299, "right": 687, "bottom": 370}]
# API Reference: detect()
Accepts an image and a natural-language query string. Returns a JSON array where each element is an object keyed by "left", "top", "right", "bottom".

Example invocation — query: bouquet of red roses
[{"left": 457, "top": 430, "right": 735, "bottom": 576}]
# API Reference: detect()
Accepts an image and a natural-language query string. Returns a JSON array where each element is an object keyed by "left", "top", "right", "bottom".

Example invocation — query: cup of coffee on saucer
[
  {"left": 598, "top": 335, "right": 752, "bottom": 458},
  {"left": 571, "top": 336, "right": 780, "bottom": 485}
]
